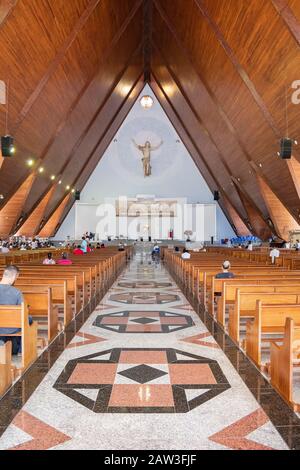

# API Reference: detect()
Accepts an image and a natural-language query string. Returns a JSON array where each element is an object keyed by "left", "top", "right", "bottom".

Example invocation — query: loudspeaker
[
  {"left": 280, "top": 138, "right": 292, "bottom": 159},
  {"left": 213, "top": 190, "right": 220, "bottom": 201},
  {"left": 74, "top": 190, "right": 80, "bottom": 201},
  {"left": 148, "top": 236, "right": 151, "bottom": 242},
  {"left": 1, "top": 135, "right": 14, "bottom": 157},
  {"left": 211, "top": 236, "right": 214, "bottom": 245}
]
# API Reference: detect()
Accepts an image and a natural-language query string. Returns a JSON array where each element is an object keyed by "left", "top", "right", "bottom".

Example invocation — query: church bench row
[
  {"left": 245, "top": 302, "right": 300, "bottom": 370},
  {"left": 207, "top": 247, "right": 300, "bottom": 270},
  {"left": 270, "top": 317, "right": 300, "bottom": 412},
  {"left": 0, "top": 342, "right": 12, "bottom": 397},
  {"left": 163, "top": 251, "right": 300, "bottom": 312},
  {"left": 0, "top": 248, "right": 67, "bottom": 265},
  {"left": 163, "top": 249, "right": 300, "bottom": 412},
  {"left": 228, "top": 290, "right": 300, "bottom": 345},
  {"left": 0, "top": 249, "right": 128, "bottom": 396},
  {"left": 0, "top": 303, "right": 37, "bottom": 372},
  {"left": 216, "top": 282, "right": 300, "bottom": 328}
]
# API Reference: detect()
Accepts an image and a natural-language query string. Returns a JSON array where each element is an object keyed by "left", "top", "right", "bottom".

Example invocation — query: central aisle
[{"left": 0, "top": 253, "right": 288, "bottom": 450}]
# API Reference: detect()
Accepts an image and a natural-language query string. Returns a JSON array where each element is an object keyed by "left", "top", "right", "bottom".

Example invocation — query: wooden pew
[
  {"left": 16, "top": 281, "right": 72, "bottom": 328},
  {"left": 216, "top": 282, "right": 300, "bottom": 327},
  {"left": 270, "top": 317, "right": 300, "bottom": 412},
  {"left": 212, "top": 275, "right": 300, "bottom": 317},
  {"left": 0, "top": 341, "right": 12, "bottom": 396},
  {"left": 228, "top": 290, "right": 300, "bottom": 345},
  {"left": 22, "top": 288, "right": 59, "bottom": 344},
  {"left": 0, "top": 303, "right": 38, "bottom": 371},
  {"left": 245, "top": 302, "right": 300, "bottom": 369}
]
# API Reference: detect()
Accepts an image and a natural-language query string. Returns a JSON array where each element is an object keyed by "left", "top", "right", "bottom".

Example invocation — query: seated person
[
  {"left": 96, "top": 243, "right": 101, "bottom": 249},
  {"left": 215, "top": 261, "right": 235, "bottom": 279},
  {"left": 73, "top": 245, "right": 84, "bottom": 255},
  {"left": 270, "top": 247, "right": 280, "bottom": 264},
  {"left": 0, "top": 265, "right": 33, "bottom": 355},
  {"left": 101, "top": 243, "right": 105, "bottom": 248},
  {"left": 181, "top": 249, "right": 191, "bottom": 260},
  {"left": 87, "top": 244, "right": 92, "bottom": 253},
  {"left": 118, "top": 243, "right": 125, "bottom": 252},
  {"left": 43, "top": 252, "right": 56, "bottom": 265},
  {"left": 152, "top": 244, "right": 160, "bottom": 256},
  {"left": 0, "top": 243, "right": 9, "bottom": 253},
  {"left": 174, "top": 246, "right": 180, "bottom": 252},
  {"left": 57, "top": 252, "right": 73, "bottom": 265}
]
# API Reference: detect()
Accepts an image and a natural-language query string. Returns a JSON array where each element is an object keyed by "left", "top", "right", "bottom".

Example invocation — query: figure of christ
[{"left": 132, "top": 139, "right": 163, "bottom": 177}]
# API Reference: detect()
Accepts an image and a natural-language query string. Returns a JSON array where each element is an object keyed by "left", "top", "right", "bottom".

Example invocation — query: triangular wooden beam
[
  {"left": 256, "top": 173, "right": 300, "bottom": 241},
  {"left": 0, "top": 173, "right": 36, "bottom": 237},
  {"left": 233, "top": 180, "right": 273, "bottom": 241},
  {"left": 287, "top": 156, "right": 300, "bottom": 200},
  {"left": 38, "top": 194, "right": 71, "bottom": 238},
  {"left": 0, "top": 148, "right": 3, "bottom": 170},
  {"left": 222, "top": 193, "right": 252, "bottom": 236},
  {"left": 15, "top": 184, "right": 56, "bottom": 237}
]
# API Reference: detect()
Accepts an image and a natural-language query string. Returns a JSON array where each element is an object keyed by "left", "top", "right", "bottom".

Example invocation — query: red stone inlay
[
  {"left": 209, "top": 408, "right": 275, "bottom": 450},
  {"left": 109, "top": 384, "right": 174, "bottom": 407},
  {"left": 169, "top": 364, "right": 217, "bottom": 385},
  {"left": 67, "top": 363, "right": 117, "bottom": 385},
  {"left": 119, "top": 350, "right": 168, "bottom": 364}
]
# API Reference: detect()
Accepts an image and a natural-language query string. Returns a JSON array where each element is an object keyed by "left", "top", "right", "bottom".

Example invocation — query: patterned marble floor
[{"left": 0, "top": 256, "right": 291, "bottom": 450}]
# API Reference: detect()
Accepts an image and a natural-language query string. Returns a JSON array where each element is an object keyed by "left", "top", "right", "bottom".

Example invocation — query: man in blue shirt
[
  {"left": 81, "top": 236, "right": 88, "bottom": 254},
  {"left": 0, "top": 265, "right": 32, "bottom": 354}
]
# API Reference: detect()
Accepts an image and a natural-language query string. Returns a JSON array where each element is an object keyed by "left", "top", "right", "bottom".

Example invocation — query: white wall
[{"left": 55, "top": 85, "right": 234, "bottom": 241}]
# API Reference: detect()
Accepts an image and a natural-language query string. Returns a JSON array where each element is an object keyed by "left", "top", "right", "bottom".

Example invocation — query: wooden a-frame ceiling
[{"left": 1, "top": 0, "right": 300, "bottom": 240}]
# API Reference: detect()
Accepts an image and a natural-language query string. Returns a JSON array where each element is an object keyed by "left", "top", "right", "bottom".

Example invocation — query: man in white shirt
[
  {"left": 247, "top": 242, "right": 253, "bottom": 251},
  {"left": 31, "top": 239, "right": 38, "bottom": 249},
  {"left": 181, "top": 249, "right": 191, "bottom": 260},
  {"left": 270, "top": 247, "right": 280, "bottom": 264},
  {"left": 0, "top": 244, "right": 9, "bottom": 253}
]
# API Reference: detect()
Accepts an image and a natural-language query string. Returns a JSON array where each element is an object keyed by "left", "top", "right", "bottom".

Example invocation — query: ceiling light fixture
[
  {"left": 38, "top": 167, "right": 44, "bottom": 173},
  {"left": 140, "top": 95, "right": 153, "bottom": 109},
  {"left": 50, "top": 175, "right": 55, "bottom": 181},
  {"left": 27, "top": 158, "right": 34, "bottom": 167}
]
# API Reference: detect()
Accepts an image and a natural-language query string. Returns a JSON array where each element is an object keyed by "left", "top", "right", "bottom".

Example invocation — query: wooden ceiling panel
[
  {"left": 256, "top": 172, "right": 300, "bottom": 241},
  {"left": 50, "top": 78, "right": 145, "bottom": 235},
  {"left": 222, "top": 194, "right": 251, "bottom": 237},
  {"left": 59, "top": 65, "right": 143, "bottom": 187},
  {"left": 42, "top": 6, "right": 143, "bottom": 176},
  {"left": 0, "top": 0, "right": 142, "bottom": 215},
  {"left": 234, "top": 181, "right": 273, "bottom": 241},
  {"left": 15, "top": 184, "right": 56, "bottom": 237},
  {"left": 149, "top": 78, "right": 241, "bottom": 235},
  {"left": 0, "top": 0, "right": 17, "bottom": 26},
  {"left": 41, "top": 60, "right": 144, "bottom": 227},
  {"left": 1, "top": 1, "right": 300, "bottom": 238},
  {"left": 200, "top": 0, "right": 300, "bottom": 147},
  {"left": 155, "top": 0, "right": 300, "bottom": 222},
  {"left": 286, "top": 0, "right": 300, "bottom": 25},
  {"left": 13, "top": 0, "right": 138, "bottom": 156},
  {"left": 287, "top": 156, "right": 300, "bottom": 200},
  {"left": 0, "top": 0, "right": 91, "bottom": 130},
  {"left": 152, "top": 7, "right": 269, "bottom": 216},
  {"left": 21, "top": 7, "right": 143, "bottom": 216},
  {"left": 0, "top": 172, "right": 36, "bottom": 237},
  {"left": 151, "top": 45, "right": 246, "bottom": 218},
  {"left": 38, "top": 193, "right": 71, "bottom": 238}
]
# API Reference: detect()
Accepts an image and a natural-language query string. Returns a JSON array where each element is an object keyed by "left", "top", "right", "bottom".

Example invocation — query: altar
[{"left": 74, "top": 195, "right": 217, "bottom": 242}]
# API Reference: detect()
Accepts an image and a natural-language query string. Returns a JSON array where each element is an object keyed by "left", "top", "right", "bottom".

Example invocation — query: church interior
[{"left": 1, "top": 0, "right": 300, "bottom": 452}]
